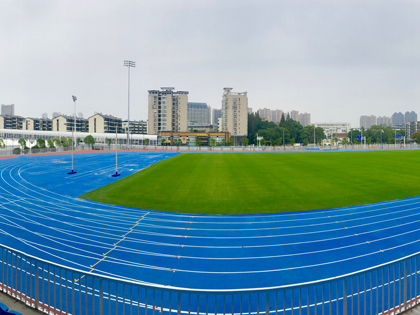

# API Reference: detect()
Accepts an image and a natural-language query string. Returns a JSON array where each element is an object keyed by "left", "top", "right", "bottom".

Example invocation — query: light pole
[
  {"left": 67, "top": 95, "right": 77, "bottom": 174},
  {"left": 124, "top": 60, "right": 135, "bottom": 148},
  {"left": 313, "top": 125, "right": 316, "bottom": 147}
]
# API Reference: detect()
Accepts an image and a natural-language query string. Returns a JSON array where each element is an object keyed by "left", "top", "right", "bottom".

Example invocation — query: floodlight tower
[
  {"left": 124, "top": 60, "right": 135, "bottom": 147},
  {"left": 67, "top": 95, "right": 77, "bottom": 174}
]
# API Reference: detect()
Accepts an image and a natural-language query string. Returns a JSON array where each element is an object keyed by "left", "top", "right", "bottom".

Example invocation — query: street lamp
[
  {"left": 67, "top": 95, "right": 77, "bottom": 174},
  {"left": 124, "top": 60, "right": 135, "bottom": 148}
]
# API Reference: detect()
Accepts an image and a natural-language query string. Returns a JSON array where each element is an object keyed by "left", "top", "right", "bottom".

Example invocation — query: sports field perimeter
[{"left": 81, "top": 150, "right": 420, "bottom": 214}]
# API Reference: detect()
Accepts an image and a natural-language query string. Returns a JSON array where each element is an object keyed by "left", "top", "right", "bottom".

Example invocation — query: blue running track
[{"left": 1, "top": 151, "right": 420, "bottom": 314}]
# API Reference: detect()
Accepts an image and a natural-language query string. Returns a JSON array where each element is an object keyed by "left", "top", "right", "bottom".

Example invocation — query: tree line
[
  {"left": 344, "top": 126, "right": 406, "bottom": 144},
  {"left": 248, "top": 113, "right": 325, "bottom": 145}
]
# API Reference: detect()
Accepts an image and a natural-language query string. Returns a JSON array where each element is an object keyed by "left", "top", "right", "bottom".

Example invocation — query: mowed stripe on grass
[{"left": 80, "top": 151, "right": 420, "bottom": 214}]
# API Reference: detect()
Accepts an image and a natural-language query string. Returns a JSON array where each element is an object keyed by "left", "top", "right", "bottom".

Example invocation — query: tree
[
  {"left": 210, "top": 138, "right": 216, "bottom": 147},
  {"left": 275, "top": 138, "right": 282, "bottom": 146},
  {"left": 242, "top": 138, "right": 249, "bottom": 146},
  {"left": 221, "top": 139, "right": 226, "bottom": 146},
  {"left": 290, "top": 138, "right": 295, "bottom": 146},
  {"left": 195, "top": 138, "right": 202, "bottom": 146},
  {"left": 228, "top": 138, "right": 234, "bottom": 146},
  {"left": 367, "top": 137, "right": 372, "bottom": 145},
  {"left": 84, "top": 135, "right": 95, "bottom": 149},
  {"left": 47, "top": 139, "right": 54, "bottom": 148},
  {"left": 331, "top": 139, "right": 335, "bottom": 145},
  {"left": 412, "top": 132, "right": 420, "bottom": 144},
  {"left": 144, "top": 138, "right": 149, "bottom": 145},
  {"left": 303, "top": 138, "right": 309, "bottom": 146},
  {"left": 60, "top": 137, "right": 69, "bottom": 147},
  {"left": 76, "top": 137, "right": 81, "bottom": 146},
  {"left": 260, "top": 139, "right": 265, "bottom": 146},
  {"left": 0, "top": 139, "right": 5, "bottom": 149},
  {"left": 105, "top": 137, "right": 112, "bottom": 148},
  {"left": 53, "top": 138, "right": 61, "bottom": 147},
  {"left": 18, "top": 138, "right": 27, "bottom": 149},
  {"left": 342, "top": 138, "right": 348, "bottom": 145},
  {"left": 36, "top": 138, "right": 46, "bottom": 148},
  {"left": 161, "top": 139, "right": 167, "bottom": 146}
]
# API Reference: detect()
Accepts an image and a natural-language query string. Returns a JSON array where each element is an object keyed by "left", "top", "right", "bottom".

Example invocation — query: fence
[
  {"left": 1, "top": 243, "right": 420, "bottom": 315},
  {"left": 1, "top": 143, "right": 419, "bottom": 157}
]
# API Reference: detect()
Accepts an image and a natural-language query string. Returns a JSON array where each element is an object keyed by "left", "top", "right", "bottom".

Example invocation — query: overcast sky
[{"left": 1, "top": 0, "right": 420, "bottom": 127}]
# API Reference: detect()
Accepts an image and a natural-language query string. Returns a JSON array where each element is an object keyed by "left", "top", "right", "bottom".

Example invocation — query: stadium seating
[{"left": 0, "top": 302, "right": 22, "bottom": 315}]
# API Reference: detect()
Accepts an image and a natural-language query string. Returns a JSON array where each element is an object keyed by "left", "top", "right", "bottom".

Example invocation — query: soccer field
[{"left": 80, "top": 151, "right": 420, "bottom": 214}]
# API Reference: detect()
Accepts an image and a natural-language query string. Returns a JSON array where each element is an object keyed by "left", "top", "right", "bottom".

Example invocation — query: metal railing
[
  {"left": 1, "top": 144, "right": 419, "bottom": 157},
  {"left": 1, "top": 243, "right": 420, "bottom": 315}
]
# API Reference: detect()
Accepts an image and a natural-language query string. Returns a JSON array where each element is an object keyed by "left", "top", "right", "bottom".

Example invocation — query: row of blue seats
[{"left": 0, "top": 302, "right": 23, "bottom": 315}]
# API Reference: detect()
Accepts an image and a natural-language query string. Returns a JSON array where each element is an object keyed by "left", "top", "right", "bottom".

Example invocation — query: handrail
[
  {"left": 1, "top": 243, "right": 420, "bottom": 293},
  {"left": 2, "top": 241, "right": 420, "bottom": 315}
]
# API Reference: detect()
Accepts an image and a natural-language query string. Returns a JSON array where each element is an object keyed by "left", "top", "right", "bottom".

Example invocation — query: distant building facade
[
  {"left": 1, "top": 104, "right": 15, "bottom": 116},
  {"left": 360, "top": 115, "right": 377, "bottom": 129},
  {"left": 212, "top": 109, "right": 222, "bottom": 125},
  {"left": 314, "top": 122, "right": 351, "bottom": 139},
  {"left": 187, "top": 102, "right": 211, "bottom": 127},
  {"left": 123, "top": 120, "right": 147, "bottom": 134},
  {"left": 298, "top": 113, "right": 311, "bottom": 127},
  {"left": 52, "top": 115, "right": 88, "bottom": 132},
  {"left": 0, "top": 115, "right": 24, "bottom": 130},
  {"left": 377, "top": 116, "right": 391, "bottom": 126},
  {"left": 406, "top": 121, "right": 420, "bottom": 139},
  {"left": 88, "top": 113, "right": 123, "bottom": 134},
  {"left": 392, "top": 112, "right": 405, "bottom": 127},
  {"left": 24, "top": 118, "right": 52, "bottom": 131},
  {"left": 147, "top": 87, "right": 189, "bottom": 135},
  {"left": 258, "top": 108, "right": 272, "bottom": 121},
  {"left": 290, "top": 110, "right": 299, "bottom": 121},
  {"left": 405, "top": 111, "right": 417, "bottom": 123},
  {"left": 221, "top": 88, "right": 248, "bottom": 138}
]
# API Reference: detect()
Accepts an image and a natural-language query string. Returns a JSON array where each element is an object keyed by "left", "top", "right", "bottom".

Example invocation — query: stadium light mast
[
  {"left": 112, "top": 126, "right": 121, "bottom": 177},
  {"left": 67, "top": 95, "right": 77, "bottom": 175},
  {"left": 124, "top": 60, "right": 135, "bottom": 148},
  {"left": 313, "top": 125, "right": 316, "bottom": 146}
]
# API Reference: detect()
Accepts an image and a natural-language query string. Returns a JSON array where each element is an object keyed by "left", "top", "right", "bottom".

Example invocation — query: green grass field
[{"left": 80, "top": 151, "right": 420, "bottom": 214}]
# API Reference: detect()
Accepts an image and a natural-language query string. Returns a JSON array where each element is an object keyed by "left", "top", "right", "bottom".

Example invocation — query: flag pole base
[
  {"left": 111, "top": 172, "right": 121, "bottom": 177},
  {"left": 67, "top": 170, "right": 77, "bottom": 174}
]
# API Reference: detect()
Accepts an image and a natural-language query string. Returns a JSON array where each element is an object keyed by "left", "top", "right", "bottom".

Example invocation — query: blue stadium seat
[
  {"left": 7, "top": 311, "right": 23, "bottom": 315},
  {"left": 0, "top": 303, "right": 8, "bottom": 311}
]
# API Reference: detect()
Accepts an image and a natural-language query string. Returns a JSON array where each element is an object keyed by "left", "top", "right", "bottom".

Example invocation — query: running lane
[{"left": 0, "top": 152, "right": 419, "bottom": 291}]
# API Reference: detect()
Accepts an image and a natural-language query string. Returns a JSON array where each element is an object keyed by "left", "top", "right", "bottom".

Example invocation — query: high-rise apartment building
[
  {"left": 272, "top": 110, "right": 284, "bottom": 124},
  {"left": 187, "top": 102, "right": 211, "bottom": 127},
  {"left": 406, "top": 121, "right": 420, "bottom": 139},
  {"left": 258, "top": 108, "right": 272, "bottom": 121},
  {"left": 212, "top": 109, "right": 222, "bottom": 125},
  {"left": 298, "top": 113, "right": 311, "bottom": 127},
  {"left": 360, "top": 115, "right": 377, "bottom": 129},
  {"left": 221, "top": 88, "right": 248, "bottom": 137},
  {"left": 1, "top": 104, "right": 14, "bottom": 116},
  {"left": 405, "top": 111, "right": 417, "bottom": 123},
  {"left": 290, "top": 110, "right": 299, "bottom": 121},
  {"left": 248, "top": 108, "right": 253, "bottom": 114},
  {"left": 392, "top": 112, "right": 405, "bottom": 126},
  {"left": 147, "top": 87, "right": 189, "bottom": 135},
  {"left": 377, "top": 116, "right": 391, "bottom": 126}
]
